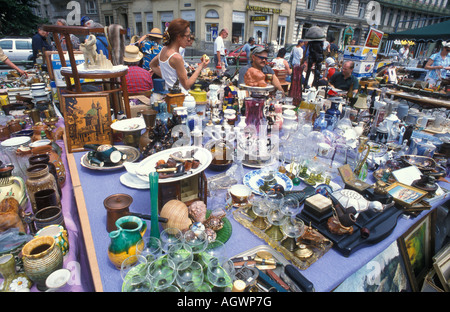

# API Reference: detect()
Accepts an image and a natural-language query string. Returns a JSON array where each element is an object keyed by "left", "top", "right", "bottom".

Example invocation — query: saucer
[{"left": 120, "top": 172, "right": 149, "bottom": 189}]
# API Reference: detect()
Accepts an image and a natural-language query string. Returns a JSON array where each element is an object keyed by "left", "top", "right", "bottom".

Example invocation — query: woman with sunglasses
[
  {"left": 424, "top": 42, "right": 450, "bottom": 87},
  {"left": 150, "top": 18, "right": 210, "bottom": 94}
]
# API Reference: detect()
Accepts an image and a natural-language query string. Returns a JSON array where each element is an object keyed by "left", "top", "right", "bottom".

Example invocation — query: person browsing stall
[
  {"left": 0, "top": 48, "right": 27, "bottom": 76},
  {"left": 32, "top": 25, "right": 52, "bottom": 64},
  {"left": 149, "top": 18, "right": 209, "bottom": 94},
  {"left": 238, "top": 46, "right": 283, "bottom": 92},
  {"left": 424, "top": 42, "right": 450, "bottom": 86},
  {"left": 138, "top": 28, "right": 163, "bottom": 71},
  {"left": 124, "top": 45, "right": 153, "bottom": 93},
  {"left": 329, "top": 60, "right": 359, "bottom": 95},
  {"left": 214, "top": 28, "right": 228, "bottom": 68}
]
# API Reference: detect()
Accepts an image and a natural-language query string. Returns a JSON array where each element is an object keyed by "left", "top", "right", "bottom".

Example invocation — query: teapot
[
  {"left": 0, "top": 164, "right": 27, "bottom": 210},
  {"left": 107, "top": 215, "right": 147, "bottom": 268}
]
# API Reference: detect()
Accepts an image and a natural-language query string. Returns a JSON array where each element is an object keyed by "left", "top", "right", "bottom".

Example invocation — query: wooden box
[
  {"left": 165, "top": 93, "right": 185, "bottom": 113},
  {"left": 338, "top": 164, "right": 372, "bottom": 192},
  {"left": 158, "top": 172, "right": 207, "bottom": 212}
]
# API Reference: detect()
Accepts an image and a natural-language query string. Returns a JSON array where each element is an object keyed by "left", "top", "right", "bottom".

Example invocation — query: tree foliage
[{"left": 0, "top": 0, "right": 48, "bottom": 37}]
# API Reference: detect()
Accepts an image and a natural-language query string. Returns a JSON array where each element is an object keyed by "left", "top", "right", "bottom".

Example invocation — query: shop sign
[
  {"left": 251, "top": 16, "right": 267, "bottom": 22},
  {"left": 246, "top": 5, "right": 282, "bottom": 14}
]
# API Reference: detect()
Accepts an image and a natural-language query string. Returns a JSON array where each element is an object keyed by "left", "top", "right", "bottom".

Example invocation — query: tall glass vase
[{"left": 149, "top": 172, "right": 160, "bottom": 239}]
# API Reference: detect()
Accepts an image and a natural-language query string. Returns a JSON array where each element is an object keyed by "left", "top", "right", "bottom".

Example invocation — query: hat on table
[
  {"left": 123, "top": 45, "right": 143, "bottom": 63},
  {"left": 148, "top": 28, "right": 163, "bottom": 39}
]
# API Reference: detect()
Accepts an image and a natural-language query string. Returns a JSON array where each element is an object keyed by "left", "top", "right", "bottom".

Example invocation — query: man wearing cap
[
  {"left": 238, "top": 46, "right": 283, "bottom": 92},
  {"left": 242, "top": 37, "right": 255, "bottom": 65},
  {"left": 138, "top": 28, "right": 163, "bottom": 71},
  {"left": 214, "top": 28, "right": 228, "bottom": 68},
  {"left": 123, "top": 45, "right": 153, "bottom": 93}
]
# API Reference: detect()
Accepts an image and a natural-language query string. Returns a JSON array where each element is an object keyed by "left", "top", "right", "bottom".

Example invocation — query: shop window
[
  {"left": 232, "top": 23, "right": 244, "bottom": 44},
  {"left": 86, "top": 1, "right": 97, "bottom": 14},
  {"left": 205, "top": 24, "right": 215, "bottom": 42},
  {"left": 105, "top": 15, "right": 114, "bottom": 26},
  {"left": 277, "top": 25, "right": 286, "bottom": 46},
  {"left": 135, "top": 13, "right": 142, "bottom": 36}
]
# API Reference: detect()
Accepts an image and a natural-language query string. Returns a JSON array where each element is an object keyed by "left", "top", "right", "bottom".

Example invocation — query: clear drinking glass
[
  {"left": 147, "top": 256, "right": 176, "bottom": 290},
  {"left": 160, "top": 227, "right": 183, "bottom": 253},
  {"left": 206, "top": 258, "right": 235, "bottom": 291},
  {"left": 199, "top": 240, "right": 227, "bottom": 268},
  {"left": 167, "top": 243, "right": 193, "bottom": 270},
  {"left": 281, "top": 217, "right": 305, "bottom": 252},
  {"left": 122, "top": 275, "right": 153, "bottom": 292},
  {"left": 175, "top": 261, "right": 204, "bottom": 290},
  {"left": 184, "top": 230, "right": 209, "bottom": 255},
  {"left": 136, "top": 236, "right": 162, "bottom": 262},
  {"left": 120, "top": 254, "right": 148, "bottom": 281}
]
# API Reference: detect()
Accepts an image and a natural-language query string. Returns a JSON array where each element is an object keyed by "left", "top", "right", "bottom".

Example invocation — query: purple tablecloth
[{"left": 71, "top": 148, "right": 450, "bottom": 292}]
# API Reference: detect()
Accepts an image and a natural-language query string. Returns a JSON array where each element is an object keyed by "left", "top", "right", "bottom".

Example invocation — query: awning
[{"left": 388, "top": 19, "right": 450, "bottom": 42}]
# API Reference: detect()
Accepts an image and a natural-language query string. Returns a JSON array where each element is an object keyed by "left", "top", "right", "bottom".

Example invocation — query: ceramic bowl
[{"left": 45, "top": 268, "right": 71, "bottom": 291}]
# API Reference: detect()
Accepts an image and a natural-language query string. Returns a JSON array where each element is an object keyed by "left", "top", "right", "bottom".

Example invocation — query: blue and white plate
[{"left": 243, "top": 169, "right": 293, "bottom": 196}]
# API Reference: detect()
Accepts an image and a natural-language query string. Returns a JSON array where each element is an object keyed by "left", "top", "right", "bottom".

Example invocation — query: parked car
[
  {"left": 226, "top": 44, "right": 264, "bottom": 65},
  {"left": 0, "top": 37, "right": 33, "bottom": 64}
]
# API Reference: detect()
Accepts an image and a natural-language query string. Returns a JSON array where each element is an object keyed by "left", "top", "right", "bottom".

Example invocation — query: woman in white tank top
[{"left": 150, "top": 18, "right": 210, "bottom": 94}]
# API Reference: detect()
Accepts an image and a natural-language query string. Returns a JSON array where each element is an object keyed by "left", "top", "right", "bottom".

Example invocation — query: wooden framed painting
[
  {"left": 61, "top": 93, "right": 113, "bottom": 153},
  {"left": 397, "top": 210, "right": 436, "bottom": 291},
  {"left": 385, "top": 182, "right": 428, "bottom": 208}
]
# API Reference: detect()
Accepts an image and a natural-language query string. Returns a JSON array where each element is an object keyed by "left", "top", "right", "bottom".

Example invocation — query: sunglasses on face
[{"left": 255, "top": 55, "right": 268, "bottom": 61}]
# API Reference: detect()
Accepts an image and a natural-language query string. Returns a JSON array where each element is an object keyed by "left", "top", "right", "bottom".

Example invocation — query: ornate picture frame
[
  {"left": 397, "top": 210, "right": 436, "bottom": 291},
  {"left": 385, "top": 182, "right": 428, "bottom": 208},
  {"left": 61, "top": 93, "right": 113, "bottom": 153}
]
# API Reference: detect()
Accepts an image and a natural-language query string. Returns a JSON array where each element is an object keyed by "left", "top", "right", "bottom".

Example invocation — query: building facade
[{"left": 33, "top": 0, "right": 101, "bottom": 25}]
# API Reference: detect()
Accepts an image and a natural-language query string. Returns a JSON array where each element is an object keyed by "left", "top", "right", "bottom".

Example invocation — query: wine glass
[
  {"left": 199, "top": 240, "right": 227, "bottom": 268},
  {"left": 147, "top": 256, "right": 176, "bottom": 291},
  {"left": 280, "top": 196, "right": 300, "bottom": 217},
  {"left": 184, "top": 282, "right": 212, "bottom": 292},
  {"left": 122, "top": 274, "right": 153, "bottom": 292},
  {"left": 167, "top": 243, "right": 193, "bottom": 270},
  {"left": 281, "top": 217, "right": 305, "bottom": 252},
  {"left": 175, "top": 261, "right": 204, "bottom": 290},
  {"left": 160, "top": 227, "right": 183, "bottom": 253},
  {"left": 206, "top": 258, "right": 235, "bottom": 292},
  {"left": 265, "top": 192, "right": 287, "bottom": 241},
  {"left": 154, "top": 284, "right": 180, "bottom": 292},
  {"left": 251, "top": 197, "right": 269, "bottom": 230},
  {"left": 136, "top": 236, "right": 162, "bottom": 262},
  {"left": 120, "top": 254, "right": 148, "bottom": 281}
]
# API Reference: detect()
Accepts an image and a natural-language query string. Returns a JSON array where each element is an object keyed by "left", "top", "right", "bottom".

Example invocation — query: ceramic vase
[
  {"left": 0, "top": 254, "right": 33, "bottom": 292},
  {"left": 35, "top": 224, "right": 69, "bottom": 256},
  {"left": 25, "top": 164, "right": 60, "bottom": 213},
  {"left": 22, "top": 236, "right": 63, "bottom": 291},
  {"left": 28, "top": 153, "right": 62, "bottom": 197},
  {"left": 108, "top": 215, "right": 147, "bottom": 268},
  {"left": 30, "top": 143, "right": 66, "bottom": 188}
]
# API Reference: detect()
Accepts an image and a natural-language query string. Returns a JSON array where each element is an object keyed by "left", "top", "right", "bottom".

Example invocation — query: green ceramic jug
[{"left": 108, "top": 215, "right": 147, "bottom": 268}]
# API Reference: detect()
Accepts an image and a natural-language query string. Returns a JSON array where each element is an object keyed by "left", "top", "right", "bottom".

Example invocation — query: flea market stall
[{"left": 0, "top": 23, "right": 449, "bottom": 293}]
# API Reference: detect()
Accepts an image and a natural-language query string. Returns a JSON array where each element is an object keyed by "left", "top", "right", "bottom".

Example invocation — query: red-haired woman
[{"left": 150, "top": 18, "right": 210, "bottom": 94}]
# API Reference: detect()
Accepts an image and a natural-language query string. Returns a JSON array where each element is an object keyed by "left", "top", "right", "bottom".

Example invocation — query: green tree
[{"left": 0, "top": 0, "right": 48, "bottom": 37}]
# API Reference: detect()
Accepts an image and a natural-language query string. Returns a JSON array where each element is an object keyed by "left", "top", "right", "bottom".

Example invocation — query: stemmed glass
[
  {"left": 147, "top": 256, "right": 176, "bottom": 291},
  {"left": 167, "top": 243, "right": 193, "bottom": 270},
  {"left": 120, "top": 254, "right": 148, "bottom": 281},
  {"left": 122, "top": 274, "right": 153, "bottom": 292},
  {"left": 281, "top": 217, "right": 305, "bottom": 252},
  {"left": 280, "top": 196, "right": 300, "bottom": 218},
  {"left": 199, "top": 240, "right": 227, "bottom": 268},
  {"left": 251, "top": 197, "right": 269, "bottom": 230},
  {"left": 160, "top": 228, "right": 183, "bottom": 253},
  {"left": 136, "top": 236, "right": 162, "bottom": 262},
  {"left": 184, "top": 230, "right": 209, "bottom": 262},
  {"left": 175, "top": 261, "right": 204, "bottom": 290},
  {"left": 206, "top": 258, "right": 235, "bottom": 292},
  {"left": 264, "top": 191, "right": 287, "bottom": 241}
]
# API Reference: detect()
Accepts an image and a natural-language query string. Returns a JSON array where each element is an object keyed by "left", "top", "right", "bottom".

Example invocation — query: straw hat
[
  {"left": 123, "top": 45, "right": 143, "bottom": 63},
  {"left": 148, "top": 28, "right": 163, "bottom": 39}
]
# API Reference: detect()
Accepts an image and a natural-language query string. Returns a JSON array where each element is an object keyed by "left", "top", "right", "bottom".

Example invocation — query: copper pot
[{"left": 104, "top": 194, "right": 133, "bottom": 232}]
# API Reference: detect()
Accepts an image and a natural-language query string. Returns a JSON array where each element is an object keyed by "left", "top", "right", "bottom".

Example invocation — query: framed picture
[
  {"left": 61, "top": 93, "right": 113, "bottom": 153},
  {"left": 334, "top": 240, "right": 411, "bottom": 292},
  {"left": 385, "top": 182, "right": 428, "bottom": 208},
  {"left": 397, "top": 210, "right": 436, "bottom": 291},
  {"left": 433, "top": 242, "right": 450, "bottom": 292}
]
